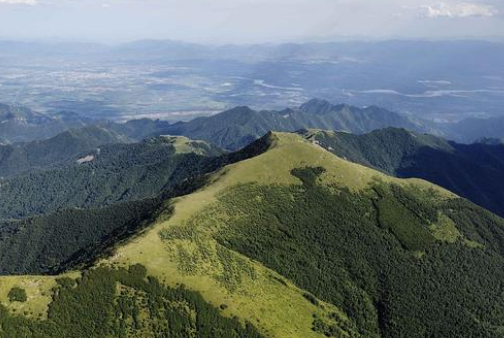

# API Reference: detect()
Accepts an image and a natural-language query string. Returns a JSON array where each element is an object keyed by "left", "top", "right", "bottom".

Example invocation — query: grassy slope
[
  {"left": 0, "top": 272, "right": 80, "bottom": 319},
  {"left": 0, "top": 132, "right": 457, "bottom": 337},
  {"left": 161, "top": 135, "right": 224, "bottom": 156},
  {"left": 103, "top": 133, "right": 454, "bottom": 337}
]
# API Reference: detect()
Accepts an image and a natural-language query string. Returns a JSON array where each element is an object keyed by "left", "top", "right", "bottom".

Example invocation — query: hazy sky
[{"left": 0, "top": 0, "right": 503, "bottom": 43}]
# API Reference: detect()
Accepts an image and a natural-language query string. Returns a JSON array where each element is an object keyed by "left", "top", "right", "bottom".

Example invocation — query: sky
[{"left": 0, "top": 0, "right": 502, "bottom": 43}]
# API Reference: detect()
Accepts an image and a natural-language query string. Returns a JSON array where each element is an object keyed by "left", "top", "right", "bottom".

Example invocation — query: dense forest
[
  {"left": 0, "top": 125, "right": 129, "bottom": 178},
  {"left": 0, "top": 265, "right": 264, "bottom": 338},
  {"left": 0, "top": 196, "right": 165, "bottom": 275},
  {"left": 0, "top": 134, "right": 274, "bottom": 275},
  {"left": 0, "top": 137, "right": 222, "bottom": 220},
  {"left": 304, "top": 128, "right": 504, "bottom": 218}
]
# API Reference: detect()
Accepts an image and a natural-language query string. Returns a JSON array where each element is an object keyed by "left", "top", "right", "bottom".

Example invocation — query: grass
[
  {"left": 161, "top": 135, "right": 217, "bottom": 155},
  {"left": 0, "top": 272, "right": 80, "bottom": 319},
  {"left": 429, "top": 213, "right": 461, "bottom": 243},
  {"left": 0, "top": 132, "right": 461, "bottom": 337},
  {"left": 105, "top": 133, "right": 457, "bottom": 337}
]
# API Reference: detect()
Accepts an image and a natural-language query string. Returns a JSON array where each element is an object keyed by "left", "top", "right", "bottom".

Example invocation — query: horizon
[
  {"left": 1, "top": 35, "right": 504, "bottom": 47},
  {"left": 0, "top": 0, "right": 503, "bottom": 43}
]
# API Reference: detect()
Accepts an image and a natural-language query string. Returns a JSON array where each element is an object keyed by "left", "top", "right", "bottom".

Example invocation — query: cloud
[
  {"left": 422, "top": 2, "right": 498, "bottom": 18},
  {"left": 0, "top": 0, "right": 37, "bottom": 4}
]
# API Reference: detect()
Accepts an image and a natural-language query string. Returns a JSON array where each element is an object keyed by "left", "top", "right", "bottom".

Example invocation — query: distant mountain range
[
  {"left": 146, "top": 99, "right": 429, "bottom": 150},
  {"left": 4, "top": 39, "right": 502, "bottom": 65},
  {"left": 4, "top": 99, "right": 504, "bottom": 147}
]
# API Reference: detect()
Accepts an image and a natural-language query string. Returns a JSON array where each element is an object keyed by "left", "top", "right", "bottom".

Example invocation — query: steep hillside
[
  {"left": 0, "top": 104, "right": 91, "bottom": 143},
  {"left": 156, "top": 99, "right": 426, "bottom": 150},
  {"left": 302, "top": 128, "right": 504, "bottom": 217},
  {"left": 2, "top": 133, "right": 504, "bottom": 337},
  {"left": 0, "top": 126, "right": 130, "bottom": 178},
  {"left": 0, "top": 135, "right": 268, "bottom": 275}
]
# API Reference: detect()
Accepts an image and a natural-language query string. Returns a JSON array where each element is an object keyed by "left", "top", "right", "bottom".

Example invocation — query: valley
[{"left": 2, "top": 40, "right": 503, "bottom": 126}]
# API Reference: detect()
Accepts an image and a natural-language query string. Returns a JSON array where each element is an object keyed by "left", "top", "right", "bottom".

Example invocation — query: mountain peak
[
  {"left": 299, "top": 98, "right": 333, "bottom": 114},
  {"left": 299, "top": 98, "right": 353, "bottom": 115}
]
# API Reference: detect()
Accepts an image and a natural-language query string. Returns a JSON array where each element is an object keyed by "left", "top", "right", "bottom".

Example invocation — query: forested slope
[
  {"left": 301, "top": 128, "right": 504, "bottom": 217},
  {"left": 2, "top": 133, "right": 504, "bottom": 338}
]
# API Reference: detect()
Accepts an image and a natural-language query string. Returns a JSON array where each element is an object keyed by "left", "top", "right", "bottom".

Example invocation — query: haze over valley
[{"left": 1, "top": 39, "right": 503, "bottom": 126}]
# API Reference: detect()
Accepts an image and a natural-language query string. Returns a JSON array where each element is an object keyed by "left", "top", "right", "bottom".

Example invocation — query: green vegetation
[
  {"left": 0, "top": 133, "right": 271, "bottom": 275},
  {"left": 0, "top": 126, "right": 130, "bottom": 178},
  {"left": 2, "top": 132, "right": 504, "bottom": 338},
  {"left": 0, "top": 265, "right": 264, "bottom": 338},
  {"left": 7, "top": 288, "right": 27, "bottom": 303},
  {"left": 0, "top": 136, "right": 222, "bottom": 220},
  {"left": 0, "top": 196, "right": 166, "bottom": 275},
  {"left": 159, "top": 99, "right": 420, "bottom": 150},
  {"left": 207, "top": 165, "right": 504, "bottom": 338},
  {"left": 303, "top": 127, "right": 504, "bottom": 218}
]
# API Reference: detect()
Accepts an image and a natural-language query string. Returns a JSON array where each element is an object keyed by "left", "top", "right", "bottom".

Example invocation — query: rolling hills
[
  {"left": 1, "top": 132, "right": 504, "bottom": 337},
  {"left": 301, "top": 128, "right": 504, "bottom": 218}
]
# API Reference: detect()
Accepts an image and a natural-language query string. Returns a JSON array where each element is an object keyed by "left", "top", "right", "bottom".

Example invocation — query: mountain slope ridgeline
[{"left": 1, "top": 133, "right": 504, "bottom": 338}]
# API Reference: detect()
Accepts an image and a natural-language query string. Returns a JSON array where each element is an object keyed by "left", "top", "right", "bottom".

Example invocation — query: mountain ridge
[
  {"left": 150, "top": 99, "right": 427, "bottom": 150},
  {"left": 301, "top": 127, "right": 504, "bottom": 218},
  {"left": 1, "top": 132, "right": 504, "bottom": 337}
]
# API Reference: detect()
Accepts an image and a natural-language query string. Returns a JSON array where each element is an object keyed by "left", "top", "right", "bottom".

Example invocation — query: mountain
[
  {"left": 104, "top": 118, "right": 173, "bottom": 141},
  {"left": 156, "top": 99, "right": 427, "bottom": 150},
  {"left": 0, "top": 135, "right": 224, "bottom": 220},
  {"left": 477, "top": 137, "right": 504, "bottom": 145},
  {"left": 301, "top": 128, "right": 504, "bottom": 218},
  {"left": 2, "top": 132, "right": 504, "bottom": 337},
  {"left": 0, "top": 135, "right": 271, "bottom": 275},
  {"left": 445, "top": 116, "right": 504, "bottom": 143},
  {"left": 0, "top": 104, "right": 92, "bottom": 143},
  {"left": 0, "top": 126, "right": 130, "bottom": 178}
]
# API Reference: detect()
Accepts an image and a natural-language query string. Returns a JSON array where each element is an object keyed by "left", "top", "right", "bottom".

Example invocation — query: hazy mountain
[
  {"left": 0, "top": 104, "right": 92, "bottom": 143},
  {"left": 2, "top": 133, "right": 504, "bottom": 338},
  {"left": 445, "top": 116, "right": 504, "bottom": 143},
  {"left": 476, "top": 137, "right": 504, "bottom": 145},
  {"left": 302, "top": 127, "right": 504, "bottom": 217}
]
